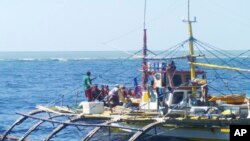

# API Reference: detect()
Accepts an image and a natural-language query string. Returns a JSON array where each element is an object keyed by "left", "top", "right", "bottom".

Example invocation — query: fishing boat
[{"left": 1, "top": 0, "right": 250, "bottom": 141}]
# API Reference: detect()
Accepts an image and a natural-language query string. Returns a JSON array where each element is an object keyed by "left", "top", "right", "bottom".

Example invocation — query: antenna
[
  {"left": 188, "top": 0, "right": 190, "bottom": 21},
  {"left": 142, "top": 0, "right": 147, "bottom": 57},
  {"left": 182, "top": 0, "right": 196, "bottom": 23},
  {"left": 143, "top": 0, "right": 147, "bottom": 29}
]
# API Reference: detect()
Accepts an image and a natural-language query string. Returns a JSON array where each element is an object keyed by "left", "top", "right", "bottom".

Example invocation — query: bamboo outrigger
[{"left": 1, "top": 0, "right": 250, "bottom": 141}]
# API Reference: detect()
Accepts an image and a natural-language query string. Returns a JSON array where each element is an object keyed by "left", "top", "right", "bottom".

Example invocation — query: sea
[{"left": 0, "top": 51, "right": 250, "bottom": 141}]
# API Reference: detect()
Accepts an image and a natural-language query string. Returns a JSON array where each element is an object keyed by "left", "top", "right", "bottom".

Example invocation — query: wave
[{"left": 0, "top": 57, "right": 131, "bottom": 62}]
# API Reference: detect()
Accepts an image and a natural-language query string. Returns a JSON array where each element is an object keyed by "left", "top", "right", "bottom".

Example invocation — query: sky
[{"left": 0, "top": 0, "right": 249, "bottom": 51}]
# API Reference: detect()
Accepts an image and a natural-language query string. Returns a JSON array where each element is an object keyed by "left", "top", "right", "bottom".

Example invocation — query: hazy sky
[{"left": 0, "top": 0, "right": 249, "bottom": 51}]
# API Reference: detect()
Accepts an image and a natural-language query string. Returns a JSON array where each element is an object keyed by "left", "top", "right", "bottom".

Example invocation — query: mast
[
  {"left": 142, "top": 0, "right": 148, "bottom": 90},
  {"left": 183, "top": 0, "right": 197, "bottom": 95}
]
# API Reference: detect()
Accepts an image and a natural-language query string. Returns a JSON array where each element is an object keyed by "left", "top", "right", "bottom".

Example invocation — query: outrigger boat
[{"left": 1, "top": 0, "right": 250, "bottom": 141}]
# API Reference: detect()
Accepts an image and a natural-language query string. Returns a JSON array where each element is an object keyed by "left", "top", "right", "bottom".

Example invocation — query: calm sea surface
[{"left": 0, "top": 51, "right": 250, "bottom": 140}]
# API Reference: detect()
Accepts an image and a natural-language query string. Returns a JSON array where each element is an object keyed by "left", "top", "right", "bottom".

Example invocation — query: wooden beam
[
  {"left": 16, "top": 112, "right": 141, "bottom": 131},
  {"left": 0, "top": 110, "right": 43, "bottom": 141},
  {"left": 128, "top": 121, "right": 164, "bottom": 141},
  {"left": 44, "top": 116, "right": 82, "bottom": 141},
  {"left": 18, "top": 115, "right": 63, "bottom": 141},
  {"left": 82, "top": 120, "right": 114, "bottom": 141}
]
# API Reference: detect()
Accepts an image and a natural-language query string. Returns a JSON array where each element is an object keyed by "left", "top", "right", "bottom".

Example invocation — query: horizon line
[{"left": 0, "top": 49, "right": 248, "bottom": 52}]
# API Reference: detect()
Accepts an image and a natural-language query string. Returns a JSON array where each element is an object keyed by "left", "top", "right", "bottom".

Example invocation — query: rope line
[{"left": 194, "top": 43, "right": 234, "bottom": 94}]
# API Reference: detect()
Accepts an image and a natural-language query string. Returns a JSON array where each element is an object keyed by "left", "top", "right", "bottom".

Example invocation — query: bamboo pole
[
  {"left": 16, "top": 112, "right": 141, "bottom": 131},
  {"left": 191, "top": 62, "right": 250, "bottom": 73},
  {"left": 0, "top": 110, "right": 43, "bottom": 141}
]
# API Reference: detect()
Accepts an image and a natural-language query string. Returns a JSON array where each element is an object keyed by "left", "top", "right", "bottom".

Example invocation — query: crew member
[
  {"left": 83, "top": 71, "right": 93, "bottom": 101},
  {"left": 92, "top": 84, "right": 101, "bottom": 101},
  {"left": 108, "top": 84, "right": 120, "bottom": 107},
  {"left": 118, "top": 85, "right": 127, "bottom": 106},
  {"left": 201, "top": 83, "right": 208, "bottom": 103}
]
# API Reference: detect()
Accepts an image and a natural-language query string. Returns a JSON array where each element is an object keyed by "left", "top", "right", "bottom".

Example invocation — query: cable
[
  {"left": 194, "top": 39, "right": 250, "bottom": 80},
  {"left": 194, "top": 43, "right": 234, "bottom": 94},
  {"left": 196, "top": 40, "right": 249, "bottom": 66},
  {"left": 157, "top": 39, "right": 189, "bottom": 56}
]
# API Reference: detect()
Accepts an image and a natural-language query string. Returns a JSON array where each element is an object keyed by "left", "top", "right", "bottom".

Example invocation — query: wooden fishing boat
[{"left": 1, "top": 0, "right": 250, "bottom": 141}]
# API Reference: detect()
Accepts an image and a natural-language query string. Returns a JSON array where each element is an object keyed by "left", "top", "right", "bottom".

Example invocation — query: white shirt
[{"left": 108, "top": 87, "right": 118, "bottom": 96}]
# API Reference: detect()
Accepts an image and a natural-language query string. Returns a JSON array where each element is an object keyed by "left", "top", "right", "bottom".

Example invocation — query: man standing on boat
[{"left": 84, "top": 71, "right": 93, "bottom": 102}]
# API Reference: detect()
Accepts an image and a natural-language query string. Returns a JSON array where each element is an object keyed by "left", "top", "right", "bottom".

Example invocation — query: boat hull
[
  {"left": 113, "top": 120, "right": 230, "bottom": 141},
  {"left": 157, "top": 126, "right": 229, "bottom": 141}
]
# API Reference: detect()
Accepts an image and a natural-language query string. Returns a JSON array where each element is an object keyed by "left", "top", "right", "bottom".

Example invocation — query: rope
[
  {"left": 195, "top": 39, "right": 249, "bottom": 68},
  {"left": 194, "top": 43, "right": 234, "bottom": 95},
  {"left": 99, "top": 49, "right": 141, "bottom": 76},
  {"left": 207, "top": 85, "right": 227, "bottom": 96},
  {"left": 164, "top": 45, "right": 182, "bottom": 59},
  {"left": 156, "top": 39, "right": 189, "bottom": 56},
  {"left": 101, "top": 43, "right": 136, "bottom": 57},
  {"left": 146, "top": 49, "right": 157, "bottom": 56},
  {"left": 194, "top": 40, "right": 250, "bottom": 80},
  {"left": 240, "top": 50, "right": 250, "bottom": 63},
  {"left": 227, "top": 49, "right": 250, "bottom": 64},
  {"left": 45, "top": 85, "right": 83, "bottom": 106}
]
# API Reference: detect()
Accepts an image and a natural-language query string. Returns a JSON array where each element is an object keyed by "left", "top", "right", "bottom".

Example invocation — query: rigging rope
[
  {"left": 240, "top": 50, "right": 250, "bottom": 63},
  {"left": 101, "top": 43, "right": 136, "bottom": 56},
  {"left": 208, "top": 85, "right": 228, "bottom": 96},
  {"left": 166, "top": 45, "right": 183, "bottom": 59},
  {"left": 194, "top": 43, "right": 234, "bottom": 94},
  {"left": 194, "top": 39, "right": 250, "bottom": 80},
  {"left": 227, "top": 49, "right": 250, "bottom": 64},
  {"left": 93, "top": 49, "right": 145, "bottom": 87},
  {"left": 97, "top": 49, "right": 141, "bottom": 78},
  {"left": 195, "top": 39, "right": 249, "bottom": 67},
  {"left": 157, "top": 39, "right": 189, "bottom": 56}
]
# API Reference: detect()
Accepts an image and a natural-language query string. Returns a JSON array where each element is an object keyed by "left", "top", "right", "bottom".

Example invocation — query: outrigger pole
[
  {"left": 16, "top": 112, "right": 142, "bottom": 131},
  {"left": 142, "top": 0, "right": 148, "bottom": 90},
  {"left": 191, "top": 62, "right": 250, "bottom": 73},
  {"left": 183, "top": 0, "right": 197, "bottom": 95}
]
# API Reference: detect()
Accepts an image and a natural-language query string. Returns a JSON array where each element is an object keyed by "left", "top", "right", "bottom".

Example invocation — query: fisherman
[
  {"left": 148, "top": 74, "right": 156, "bottom": 102},
  {"left": 167, "top": 60, "right": 176, "bottom": 72},
  {"left": 91, "top": 84, "right": 101, "bottom": 101},
  {"left": 99, "top": 85, "right": 106, "bottom": 101},
  {"left": 83, "top": 71, "right": 93, "bottom": 102},
  {"left": 107, "top": 84, "right": 120, "bottom": 107},
  {"left": 128, "top": 89, "right": 135, "bottom": 97},
  {"left": 118, "top": 85, "right": 127, "bottom": 106},
  {"left": 201, "top": 83, "right": 208, "bottom": 103},
  {"left": 100, "top": 85, "right": 109, "bottom": 97}
]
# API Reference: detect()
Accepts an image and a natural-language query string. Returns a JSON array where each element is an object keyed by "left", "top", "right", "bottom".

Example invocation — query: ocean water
[{"left": 0, "top": 51, "right": 250, "bottom": 140}]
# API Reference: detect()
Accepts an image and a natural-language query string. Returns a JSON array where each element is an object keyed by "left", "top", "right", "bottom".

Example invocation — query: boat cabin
[
  {"left": 140, "top": 61, "right": 207, "bottom": 112},
  {"left": 146, "top": 61, "right": 207, "bottom": 90}
]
